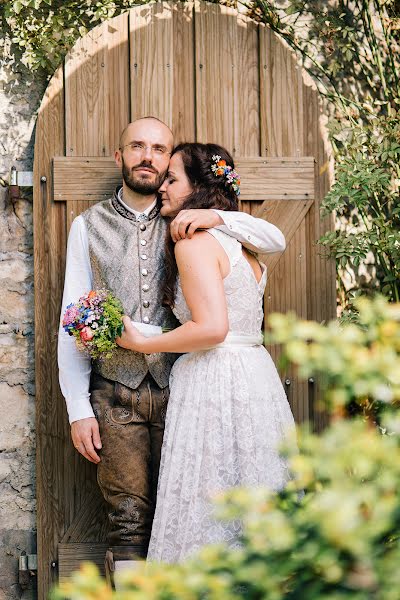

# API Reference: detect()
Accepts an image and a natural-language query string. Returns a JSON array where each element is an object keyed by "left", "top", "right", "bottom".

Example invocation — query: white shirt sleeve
[
  {"left": 213, "top": 209, "right": 286, "bottom": 254},
  {"left": 58, "top": 216, "right": 95, "bottom": 424}
]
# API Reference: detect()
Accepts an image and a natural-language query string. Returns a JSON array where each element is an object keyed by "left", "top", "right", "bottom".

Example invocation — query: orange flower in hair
[{"left": 211, "top": 154, "right": 241, "bottom": 196}]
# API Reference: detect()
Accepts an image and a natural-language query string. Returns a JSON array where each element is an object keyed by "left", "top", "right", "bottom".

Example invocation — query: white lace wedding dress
[{"left": 147, "top": 228, "right": 295, "bottom": 563}]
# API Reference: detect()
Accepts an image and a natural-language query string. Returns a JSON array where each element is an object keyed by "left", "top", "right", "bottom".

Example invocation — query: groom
[{"left": 58, "top": 116, "right": 285, "bottom": 581}]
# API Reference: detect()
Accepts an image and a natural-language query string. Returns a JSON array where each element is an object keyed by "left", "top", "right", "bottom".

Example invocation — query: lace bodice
[{"left": 172, "top": 229, "right": 267, "bottom": 336}]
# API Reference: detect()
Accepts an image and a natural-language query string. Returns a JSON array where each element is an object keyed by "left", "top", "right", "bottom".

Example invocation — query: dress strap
[{"left": 206, "top": 228, "right": 243, "bottom": 269}]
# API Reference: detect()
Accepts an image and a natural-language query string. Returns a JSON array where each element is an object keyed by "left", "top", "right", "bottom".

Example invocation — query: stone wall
[{"left": 0, "top": 33, "right": 47, "bottom": 600}]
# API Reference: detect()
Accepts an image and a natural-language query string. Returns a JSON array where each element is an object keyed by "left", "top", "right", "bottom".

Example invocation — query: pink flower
[
  {"left": 62, "top": 305, "right": 80, "bottom": 326},
  {"left": 80, "top": 326, "right": 94, "bottom": 342}
]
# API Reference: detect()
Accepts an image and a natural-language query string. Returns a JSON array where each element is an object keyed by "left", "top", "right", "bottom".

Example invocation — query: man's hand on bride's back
[
  {"left": 170, "top": 209, "right": 223, "bottom": 242},
  {"left": 71, "top": 417, "right": 102, "bottom": 464}
]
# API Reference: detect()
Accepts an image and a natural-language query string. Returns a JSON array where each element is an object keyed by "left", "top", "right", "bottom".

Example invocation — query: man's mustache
[{"left": 132, "top": 161, "right": 158, "bottom": 175}]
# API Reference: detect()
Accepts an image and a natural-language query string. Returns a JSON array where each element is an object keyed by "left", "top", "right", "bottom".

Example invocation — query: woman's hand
[{"left": 116, "top": 316, "right": 147, "bottom": 352}]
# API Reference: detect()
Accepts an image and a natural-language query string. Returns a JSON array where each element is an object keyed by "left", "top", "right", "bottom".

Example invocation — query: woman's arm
[{"left": 117, "top": 232, "right": 229, "bottom": 354}]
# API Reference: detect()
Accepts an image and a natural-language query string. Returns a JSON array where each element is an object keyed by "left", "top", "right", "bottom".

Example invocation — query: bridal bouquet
[
  {"left": 62, "top": 289, "right": 172, "bottom": 359},
  {"left": 62, "top": 289, "right": 124, "bottom": 359}
]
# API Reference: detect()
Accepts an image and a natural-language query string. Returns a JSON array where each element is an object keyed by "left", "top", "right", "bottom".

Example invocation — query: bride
[{"left": 117, "top": 142, "right": 295, "bottom": 563}]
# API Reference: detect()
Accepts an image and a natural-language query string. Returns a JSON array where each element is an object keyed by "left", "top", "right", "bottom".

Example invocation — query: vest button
[
  {"left": 140, "top": 254, "right": 147, "bottom": 260},
  {"left": 142, "top": 284, "right": 149, "bottom": 292},
  {"left": 140, "top": 224, "right": 147, "bottom": 231},
  {"left": 143, "top": 316, "right": 150, "bottom": 324},
  {"left": 141, "top": 269, "right": 148, "bottom": 276},
  {"left": 140, "top": 239, "right": 147, "bottom": 246},
  {"left": 143, "top": 300, "right": 150, "bottom": 308}
]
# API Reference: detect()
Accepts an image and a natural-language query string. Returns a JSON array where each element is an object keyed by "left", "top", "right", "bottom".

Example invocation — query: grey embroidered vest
[{"left": 82, "top": 189, "right": 179, "bottom": 389}]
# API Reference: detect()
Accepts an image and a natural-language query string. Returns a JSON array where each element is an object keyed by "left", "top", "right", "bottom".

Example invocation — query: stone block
[
  {"left": 0, "top": 256, "right": 32, "bottom": 285},
  {"left": 0, "top": 289, "right": 32, "bottom": 323},
  {"left": 0, "top": 383, "right": 35, "bottom": 452},
  {"left": 0, "top": 334, "right": 30, "bottom": 373}
]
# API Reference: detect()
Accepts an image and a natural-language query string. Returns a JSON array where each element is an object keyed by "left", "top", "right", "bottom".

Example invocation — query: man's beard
[{"left": 122, "top": 157, "right": 166, "bottom": 195}]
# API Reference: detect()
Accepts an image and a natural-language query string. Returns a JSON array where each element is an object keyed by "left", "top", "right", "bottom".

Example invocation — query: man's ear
[{"left": 114, "top": 149, "right": 122, "bottom": 169}]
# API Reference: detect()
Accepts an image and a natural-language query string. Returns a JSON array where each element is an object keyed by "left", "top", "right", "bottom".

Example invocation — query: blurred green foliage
[
  {"left": 268, "top": 295, "right": 400, "bottom": 419},
  {"left": 52, "top": 296, "right": 400, "bottom": 599}
]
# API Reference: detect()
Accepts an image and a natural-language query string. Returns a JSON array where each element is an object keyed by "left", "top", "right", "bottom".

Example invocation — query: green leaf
[{"left": 13, "top": 0, "right": 23, "bottom": 14}]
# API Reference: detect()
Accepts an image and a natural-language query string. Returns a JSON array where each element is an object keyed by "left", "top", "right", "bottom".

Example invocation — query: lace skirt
[{"left": 147, "top": 345, "right": 295, "bottom": 563}]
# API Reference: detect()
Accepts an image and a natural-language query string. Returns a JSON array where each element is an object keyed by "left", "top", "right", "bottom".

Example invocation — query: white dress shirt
[{"left": 58, "top": 206, "right": 285, "bottom": 423}]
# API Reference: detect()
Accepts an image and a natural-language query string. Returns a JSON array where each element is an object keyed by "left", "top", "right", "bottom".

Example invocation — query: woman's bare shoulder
[{"left": 174, "top": 230, "right": 221, "bottom": 259}]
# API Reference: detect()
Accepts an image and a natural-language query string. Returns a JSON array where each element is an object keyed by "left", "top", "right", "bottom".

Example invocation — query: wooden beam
[
  {"left": 53, "top": 156, "right": 315, "bottom": 203},
  {"left": 58, "top": 543, "right": 109, "bottom": 580}
]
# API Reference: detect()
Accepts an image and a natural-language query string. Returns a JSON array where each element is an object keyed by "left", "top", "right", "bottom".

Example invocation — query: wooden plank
[
  {"left": 259, "top": 25, "right": 304, "bottom": 157},
  {"left": 60, "top": 490, "right": 110, "bottom": 544},
  {"left": 130, "top": 2, "right": 173, "bottom": 125},
  {"left": 58, "top": 543, "right": 110, "bottom": 580},
  {"left": 33, "top": 65, "right": 66, "bottom": 600},
  {"left": 264, "top": 220, "right": 309, "bottom": 423},
  {"left": 258, "top": 199, "right": 313, "bottom": 277},
  {"left": 171, "top": 2, "right": 196, "bottom": 142},
  {"left": 302, "top": 75, "right": 335, "bottom": 432},
  {"left": 66, "top": 201, "right": 97, "bottom": 233},
  {"left": 236, "top": 158, "right": 314, "bottom": 201},
  {"left": 234, "top": 13, "right": 259, "bottom": 156},
  {"left": 56, "top": 14, "right": 131, "bottom": 587},
  {"left": 107, "top": 13, "right": 131, "bottom": 151},
  {"left": 53, "top": 157, "right": 120, "bottom": 202},
  {"left": 53, "top": 156, "right": 314, "bottom": 203},
  {"left": 194, "top": 2, "right": 236, "bottom": 148},
  {"left": 65, "top": 14, "right": 129, "bottom": 156}
]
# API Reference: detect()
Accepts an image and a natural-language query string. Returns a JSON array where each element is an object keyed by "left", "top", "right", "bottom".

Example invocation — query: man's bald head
[
  {"left": 115, "top": 117, "right": 173, "bottom": 196},
  {"left": 119, "top": 117, "right": 174, "bottom": 150}
]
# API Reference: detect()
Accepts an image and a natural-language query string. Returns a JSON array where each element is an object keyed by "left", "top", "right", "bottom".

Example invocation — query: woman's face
[{"left": 159, "top": 152, "right": 193, "bottom": 217}]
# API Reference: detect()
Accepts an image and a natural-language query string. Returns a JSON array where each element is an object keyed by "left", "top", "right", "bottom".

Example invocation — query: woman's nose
[{"left": 159, "top": 180, "right": 167, "bottom": 192}]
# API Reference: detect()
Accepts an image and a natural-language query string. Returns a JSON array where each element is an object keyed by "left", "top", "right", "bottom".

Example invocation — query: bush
[
  {"left": 247, "top": 0, "right": 400, "bottom": 307},
  {"left": 52, "top": 297, "right": 400, "bottom": 599},
  {"left": 268, "top": 295, "right": 400, "bottom": 420},
  {"left": 52, "top": 419, "right": 400, "bottom": 599}
]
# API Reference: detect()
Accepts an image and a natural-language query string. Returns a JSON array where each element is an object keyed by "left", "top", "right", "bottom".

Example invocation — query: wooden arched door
[{"left": 33, "top": 2, "right": 335, "bottom": 596}]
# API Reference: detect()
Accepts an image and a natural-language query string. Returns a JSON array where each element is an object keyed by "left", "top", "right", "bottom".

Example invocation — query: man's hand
[
  {"left": 170, "top": 209, "right": 224, "bottom": 242},
  {"left": 71, "top": 417, "right": 102, "bottom": 464}
]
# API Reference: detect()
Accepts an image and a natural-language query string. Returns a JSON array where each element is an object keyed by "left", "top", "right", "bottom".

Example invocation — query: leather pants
[{"left": 90, "top": 372, "right": 169, "bottom": 556}]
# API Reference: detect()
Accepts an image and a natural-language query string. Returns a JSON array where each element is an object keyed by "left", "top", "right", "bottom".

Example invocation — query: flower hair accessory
[{"left": 211, "top": 155, "right": 240, "bottom": 196}]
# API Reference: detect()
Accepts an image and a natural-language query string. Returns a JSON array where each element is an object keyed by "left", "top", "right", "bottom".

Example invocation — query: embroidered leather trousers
[{"left": 90, "top": 372, "right": 169, "bottom": 556}]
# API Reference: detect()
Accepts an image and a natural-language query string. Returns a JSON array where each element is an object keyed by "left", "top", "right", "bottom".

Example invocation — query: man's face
[{"left": 116, "top": 119, "right": 173, "bottom": 195}]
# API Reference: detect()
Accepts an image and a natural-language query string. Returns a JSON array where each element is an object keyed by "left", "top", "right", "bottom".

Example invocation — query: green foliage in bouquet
[
  {"left": 52, "top": 296, "right": 400, "bottom": 600},
  {"left": 91, "top": 294, "right": 125, "bottom": 360},
  {"left": 62, "top": 290, "right": 124, "bottom": 360}
]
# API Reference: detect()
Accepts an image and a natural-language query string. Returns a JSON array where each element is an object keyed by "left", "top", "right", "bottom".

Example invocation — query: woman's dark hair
[{"left": 163, "top": 142, "right": 239, "bottom": 307}]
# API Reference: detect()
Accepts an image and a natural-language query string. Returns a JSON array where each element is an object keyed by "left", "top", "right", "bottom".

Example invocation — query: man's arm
[
  {"left": 169, "top": 209, "right": 285, "bottom": 254},
  {"left": 58, "top": 216, "right": 101, "bottom": 463},
  {"left": 213, "top": 209, "right": 286, "bottom": 254}
]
